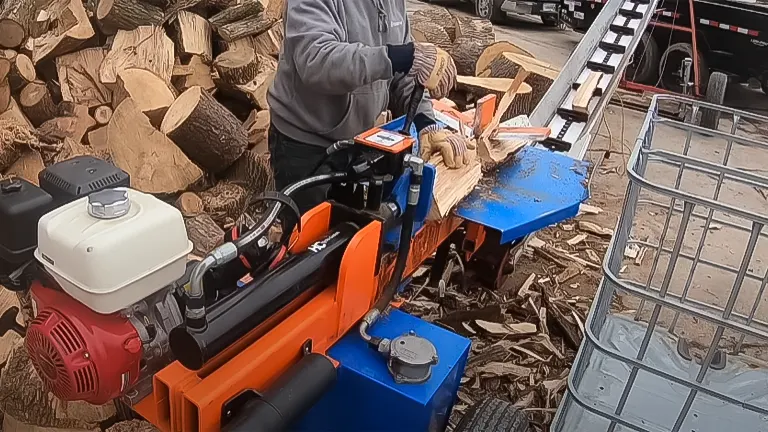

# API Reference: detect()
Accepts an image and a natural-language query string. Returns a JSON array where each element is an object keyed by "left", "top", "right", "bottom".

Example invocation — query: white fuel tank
[{"left": 35, "top": 188, "right": 192, "bottom": 314}]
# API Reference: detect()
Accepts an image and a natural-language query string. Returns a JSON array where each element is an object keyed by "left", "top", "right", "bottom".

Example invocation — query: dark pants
[{"left": 268, "top": 125, "right": 348, "bottom": 214}]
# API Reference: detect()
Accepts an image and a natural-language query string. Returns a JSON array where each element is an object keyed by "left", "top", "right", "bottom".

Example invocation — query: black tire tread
[
  {"left": 626, "top": 31, "right": 660, "bottom": 84},
  {"left": 454, "top": 397, "right": 530, "bottom": 432},
  {"left": 700, "top": 71, "right": 728, "bottom": 129}
]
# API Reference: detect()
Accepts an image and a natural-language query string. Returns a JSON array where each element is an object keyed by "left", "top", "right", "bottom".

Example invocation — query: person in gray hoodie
[{"left": 267, "top": 0, "right": 473, "bottom": 212}]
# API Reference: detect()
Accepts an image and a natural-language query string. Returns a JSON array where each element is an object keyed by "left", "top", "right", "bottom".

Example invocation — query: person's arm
[
  {"left": 287, "top": 0, "right": 415, "bottom": 94},
  {"left": 388, "top": 14, "right": 436, "bottom": 132}
]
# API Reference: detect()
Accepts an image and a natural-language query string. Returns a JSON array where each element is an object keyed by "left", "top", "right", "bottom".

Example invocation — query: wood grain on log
[
  {"left": 108, "top": 97, "right": 202, "bottom": 193},
  {"left": 19, "top": 81, "right": 57, "bottom": 127},
  {"left": 175, "top": 191, "right": 204, "bottom": 216},
  {"left": 5, "top": 148, "right": 45, "bottom": 183},
  {"left": 209, "top": 0, "right": 264, "bottom": 29},
  {"left": 457, "top": 75, "right": 532, "bottom": 121},
  {"left": 475, "top": 41, "right": 535, "bottom": 76},
  {"left": 410, "top": 20, "right": 452, "bottom": 51},
  {"left": 449, "top": 36, "right": 492, "bottom": 77},
  {"left": 185, "top": 213, "right": 225, "bottom": 256},
  {"left": 427, "top": 151, "right": 482, "bottom": 221},
  {"left": 37, "top": 102, "right": 95, "bottom": 144},
  {"left": 214, "top": 47, "right": 259, "bottom": 85},
  {"left": 479, "top": 52, "right": 558, "bottom": 110},
  {"left": 56, "top": 48, "right": 111, "bottom": 108},
  {"left": 243, "top": 109, "right": 269, "bottom": 151},
  {"left": 0, "top": 80, "right": 10, "bottom": 114},
  {"left": 113, "top": 67, "right": 176, "bottom": 126},
  {"left": 452, "top": 16, "right": 494, "bottom": 45},
  {"left": 172, "top": 55, "right": 215, "bottom": 94},
  {"left": 8, "top": 54, "right": 36, "bottom": 92},
  {"left": 411, "top": 7, "right": 456, "bottom": 41},
  {"left": 174, "top": 10, "right": 212, "bottom": 63},
  {"left": 161, "top": 86, "right": 248, "bottom": 173},
  {"left": 96, "top": 0, "right": 163, "bottom": 34},
  {"left": 30, "top": 0, "right": 95, "bottom": 64},
  {"left": 218, "top": 14, "right": 277, "bottom": 42},
  {"left": 224, "top": 148, "right": 273, "bottom": 193},
  {"left": 93, "top": 105, "right": 113, "bottom": 124},
  {"left": 100, "top": 26, "right": 174, "bottom": 85},
  {"left": 233, "top": 54, "right": 276, "bottom": 109},
  {"left": 0, "top": 57, "right": 10, "bottom": 82}
]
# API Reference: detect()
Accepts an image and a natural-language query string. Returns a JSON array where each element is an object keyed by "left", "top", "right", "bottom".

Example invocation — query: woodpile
[{"left": 0, "top": 0, "right": 284, "bottom": 429}]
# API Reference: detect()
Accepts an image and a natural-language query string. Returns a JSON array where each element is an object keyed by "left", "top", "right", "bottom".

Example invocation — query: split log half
[
  {"left": 475, "top": 41, "right": 535, "bottom": 76},
  {"left": 214, "top": 47, "right": 259, "bottom": 85},
  {"left": 199, "top": 181, "right": 249, "bottom": 226},
  {"left": 0, "top": 57, "right": 10, "bottom": 81},
  {"left": 208, "top": 0, "right": 264, "bottom": 29},
  {"left": 56, "top": 47, "right": 111, "bottom": 107},
  {"left": 427, "top": 151, "right": 482, "bottom": 221},
  {"left": 100, "top": 26, "right": 175, "bottom": 86},
  {"left": 36, "top": 102, "right": 96, "bottom": 145},
  {"left": 174, "top": 10, "right": 212, "bottom": 63},
  {"left": 457, "top": 76, "right": 533, "bottom": 121},
  {"left": 161, "top": 86, "right": 248, "bottom": 173},
  {"left": 411, "top": 7, "right": 456, "bottom": 41},
  {"left": 107, "top": 97, "right": 202, "bottom": 193},
  {"left": 224, "top": 21, "right": 284, "bottom": 57},
  {"left": 452, "top": 16, "right": 494, "bottom": 45},
  {"left": 243, "top": 109, "right": 269, "bottom": 151},
  {"left": 30, "top": 0, "right": 95, "bottom": 64},
  {"left": 233, "top": 54, "right": 276, "bottom": 110},
  {"left": 96, "top": 0, "right": 163, "bottom": 34},
  {"left": 112, "top": 67, "right": 176, "bottom": 127},
  {"left": 479, "top": 52, "right": 558, "bottom": 110},
  {"left": 5, "top": 148, "right": 45, "bottom": 184},
  {"left": 85, "top": 125, "right": 112, "bottom": 161},
  {"left": 8, "top": 54, "right": 35, "bottom": 92},
  {"left": 185, "top": 213, "right": 225, "bottom": 256},
  {"left": 172, "top": 55, "right": 215, "bottom": 94},
  {"left": 410, "top": 20, "right": 452, "bottom": 52},
  {"left": 19, "top": 81, "right": 57, "bottom": 127},
  {"left": 218, "top": 14, "right": 278, "bottom": 42},
  {"left": 449, "top": 36, "right": 493, "bottom": 77}
]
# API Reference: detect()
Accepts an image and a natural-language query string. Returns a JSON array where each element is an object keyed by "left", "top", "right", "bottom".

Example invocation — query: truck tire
[
  {"left": 475, "top": 0, "right": 506, "bottom": 23},
  {"left": 700, "top": 71, "right": 728, "bottom": 130},
  {"left": 659, "top": 42, "right": 709, "bottom": 94},
  {"left": 541, "top": 14, "right": 559, "bottom": 26},
  {"left": 625, "top": 31, "right": 660, "bottom": 84},
  {"left": 454, "top": 398, "right": 531, "bottom": 432}
]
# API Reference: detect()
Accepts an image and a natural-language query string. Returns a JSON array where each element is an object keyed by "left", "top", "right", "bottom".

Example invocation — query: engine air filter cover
[{"left": 39, "top": 156, "right": 129, "bottom": 205}]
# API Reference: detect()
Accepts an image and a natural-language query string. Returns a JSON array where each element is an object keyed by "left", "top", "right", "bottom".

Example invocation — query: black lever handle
[{"left": 400, "top": 84, "right": 425, "bottom": 136}]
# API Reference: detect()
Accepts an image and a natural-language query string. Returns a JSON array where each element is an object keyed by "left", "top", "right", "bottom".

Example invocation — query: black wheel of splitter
[
  {"left": 700, "top": 71, "right": 728, "bottom": 130},
  {"left": 454, "top": 397, "right": 531, "bottom": 432}
]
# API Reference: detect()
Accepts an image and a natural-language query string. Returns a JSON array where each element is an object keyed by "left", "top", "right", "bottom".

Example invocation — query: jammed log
[
  {"left": 411, "top": 20, "right": 452, "bottom": 51},
  {"left": 214, "top": 47, "right": 259, "bottom": 85},
  {"left": 479, "top": 52, "right": 558, "bottom": 109},
  {"left": 100, "top": 26, "right": 175, "bottom": 86},
  {"left": 175, "top": 191, "right": 204, "bottom": 217},
  {"left": 452, "top": 16, "right": 494, "bottom": 45},
  {"left": 199, "top": 181, "right": 249, "bottom": 226},
  {"left": 93, "top": 105, "right": 113, "bottom": 124},
  {"left": 234, "top": 54, "right": 276, "bottom": 109},
  {"left": 172, "top": 55, "right": 215, "bottom": 93},
  {"left": 457, "top": 76, "right": 533, "bottom": 121},
  {"left": 7, "top": 54, "right": 36, "bottom": 92},
  {"left": 30, "top": 0, "right": 95, "bottom": 64},
  {"left": 173, "top": 10, "right": 212, "bottom": 63},
  {"left": 475, "top": 41, "right": 535, "bottom": 76},
  {"left": 476, "top": 70, "right": 531, "bottom": 166},
  {"left": 161, "top": 86, "right": 248, "bottom": 173},
  {"left": 449, "top": 36, "right": 493, "bottom": 77},
  {"left": 185, "top": 213, "right": 225, "bottom": 256},
  {"left": 0, "top": 343, "right": 116, "bottom": 430},
  {"left": 56, "top": 47, "right": 111, "bottom": 107},
  {"left": 113, "top": 67, "right": 176, "bottom": 126},
  {"left": 0, "top": 80, "right": 10, "bottom": 114},
  {"left": 107, "top": 97, "right": 202, "bottom": 193},
  {"left": 411, "top": 7, "right": 456, "bottom": 41},
  {"left": 209, "top": 0, "right": 264, "bottom": 29},
  {"left": 243, "top": 109, "right": 269, "bottom": 151},
  {"left": 19, "top": 81, "right": 57, "bottom": 127},
  {"left": 218, "top": 14, "right": 278, "bottom": 42},
  {"left": 96, "top": 0, "right": 163, "bottom": 34},
  {"left": 224, "top": 148, "right": 273, "bottom": 192}
]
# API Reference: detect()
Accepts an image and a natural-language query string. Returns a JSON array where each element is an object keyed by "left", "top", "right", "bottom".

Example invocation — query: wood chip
[
  {"left": 578, "top": 220, "right": 613, "bottom": 238},
  {"left": 475, "top": 320, "right": 537, "bottom": 336},
  {"left": 476, "top": 362, "right": 532, "bottom": 378},
  {"left": 566, "top": 233, "right": 587, "bottom": 246}
]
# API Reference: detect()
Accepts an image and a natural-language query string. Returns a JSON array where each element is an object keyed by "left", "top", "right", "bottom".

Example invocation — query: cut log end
[
  {"left": 93, "top": 105, "right": 113, "bottom": 124},
  {"left": 161, "top": 85, "right": 203, "bottom": 134},
  {"left": 214, "top": 48, "right": 259, "bottom": 85},
  {"left": 19, "top": 81, "right": 56, "bottom": 127}
]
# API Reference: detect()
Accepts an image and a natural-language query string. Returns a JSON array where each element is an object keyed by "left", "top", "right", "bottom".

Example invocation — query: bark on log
[
  {"left": 223, "top": 148, "right": 273, "bottom": 193},
  {"left": 108, "top": 97, "right": 202, "bottom": 193},
  {"left": 185, "top": 213, "right": 225, "bottom": 256},
  {"left": 8, "top": 54, "right": 36, "bottom": 92},
  {"left": 100, "top": 26, "right": 174, "bottom": 86},
  {"left": 411, "top": 7, "right": 456, "bottom": 41},
  {"left": 0, "top": 80, "right": 10, "bottom": 114},
  {"left": 112, "top": 67, "right": 176, "bottom": 127},
  {"left": 171, "top": 55, "right": 215, "bottom": 94},
  {"left": 410, "top": 20, "right": 452, "bottom": 52},
  {"left": 479, "top": 52, "right": 558, "bottom": 111},
  {"left": 0, "top": 344, "right": 116, "bottom": 430},
  {"left": 214, "top": 47, "right": 259, "bottom": 85},
  {"left": 222, "top": 22, "right": 283, "bottom": 57},
  {"left": 173, "top": 10, "right": 212, "bottom": 63},
  {"left": 161, "top": 86, "right": 248, "bottom": 173},
  {"left": 106, "top": 420, "right": 160, "bottom": 432},
  {"left": 0, "top": 57, "right": 10, "bottom": 82},
  {"left": 218, "top": 14, "right": 278, "bottom": 42},
  {"left": 96, "top": 0, "right": 163, "bottom": 34},
  {"left": 233, "top": 54, "right": 276, "bottom": 110},
  {"left": 37, "top": 103, "right": 96, "bottom": 144},
  {"left": 475, "top": 41, "right": 535, "bottom": 76},
  {"left": 56, "top": 48, "right": 111, "bottom": 108},
  {"left": 243, "top": 109, "right": 269, "bottom": 151},
  {"left": 208, "top": 0, "right": 264, "bottom": 29},
  {"left": 199, "top": 181, "right": 249, "bottom": 227},
  {"left": 175, "top": 191, "right": 204, "bottom": 217},
  {"left": 449, "top": 37, "right": 493, "bottom": 77},
  {"left": 0, "top": 0, "right": 41, "bottom": 48},
  {"left": 93, "top": 105, "right": 112, "bottom": 124},
  {"left": 30, "top": 0, "right": 95, "bottom": 64},
  {"left": 19, "top": 81, "right": 57, "bottom": 127},
  {"left": 452, "top": 16, "right": 494, "bottom": 45}
]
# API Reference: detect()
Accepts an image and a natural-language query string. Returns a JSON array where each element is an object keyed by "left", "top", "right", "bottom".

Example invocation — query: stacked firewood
[
  {"left": 409, "top": 7, "right": 560, "bottom": 123},
  {"left": 0, "top": 0, "right": 283, "bottom": 259}
]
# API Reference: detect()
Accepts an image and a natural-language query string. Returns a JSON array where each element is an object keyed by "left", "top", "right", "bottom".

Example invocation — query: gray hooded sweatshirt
[{"left": 267, "top": 0, "right": 435, "bottom": 147}]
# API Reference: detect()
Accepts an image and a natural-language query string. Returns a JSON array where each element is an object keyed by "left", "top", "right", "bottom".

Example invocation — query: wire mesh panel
[{"left": 552, "top": 95, "right": 768, "bottom": 432}]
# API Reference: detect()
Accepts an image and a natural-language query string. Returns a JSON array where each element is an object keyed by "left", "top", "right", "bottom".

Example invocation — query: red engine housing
[{"left": 26, "top": 281, "right": 143, "bottom": 405}]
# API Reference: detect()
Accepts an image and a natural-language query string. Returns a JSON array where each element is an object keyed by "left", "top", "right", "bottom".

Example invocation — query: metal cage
[{"left": 552, "top": 95, "right": 768, "bottom": 431}]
